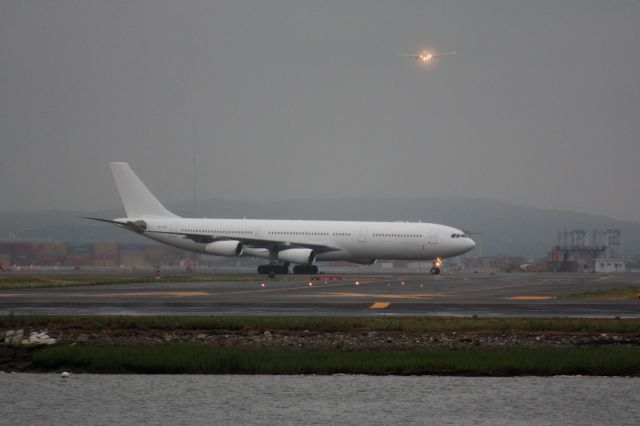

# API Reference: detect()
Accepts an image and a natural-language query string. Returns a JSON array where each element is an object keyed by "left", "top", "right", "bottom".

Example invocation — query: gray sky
[{"left": 1, "top": 0, "right": 639, "bottom": 221}]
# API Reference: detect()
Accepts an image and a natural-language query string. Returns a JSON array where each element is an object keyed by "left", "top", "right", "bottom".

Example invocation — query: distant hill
[{"left": 1, "top": 198, "right": 638, "bottom": 259}]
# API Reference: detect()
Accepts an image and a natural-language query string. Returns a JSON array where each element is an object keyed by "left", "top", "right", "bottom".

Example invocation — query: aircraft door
[
  {"left": 428, "top": 228, "right": 439, "bottom": 244},
  {"left": 358, "top": 227, "right": 368, "bottom": 243}
]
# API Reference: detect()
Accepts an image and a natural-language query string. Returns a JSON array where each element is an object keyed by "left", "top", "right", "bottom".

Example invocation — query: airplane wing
[
  {"left": 82, "top": 216, "right": 342, "bottom": 254},
  {"left": 433, "top": 51, "right": 456, "bottom": 57},
  {"left": 397, "top": 53, "right": 419, "bottom": 58},
  {"left": 233, "top": 237, "right": 340, "bottom": 254},
  {"left": 150, "top": 229, "right": 342, "bottom": 254}
]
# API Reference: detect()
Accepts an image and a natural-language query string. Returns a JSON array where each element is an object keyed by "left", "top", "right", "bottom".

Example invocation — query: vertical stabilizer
[{"left": 110, "top": 162, "right": 178, "bottom": 218}]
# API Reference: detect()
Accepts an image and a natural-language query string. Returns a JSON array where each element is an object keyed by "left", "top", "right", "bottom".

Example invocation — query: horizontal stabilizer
[{"left": 80, "top": 216, "right": 147, "bottom": 233}]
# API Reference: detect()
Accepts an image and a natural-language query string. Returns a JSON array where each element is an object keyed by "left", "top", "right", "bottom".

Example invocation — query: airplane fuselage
[{"left": 129, "top": 217, "right": 475, "bottom": 263}]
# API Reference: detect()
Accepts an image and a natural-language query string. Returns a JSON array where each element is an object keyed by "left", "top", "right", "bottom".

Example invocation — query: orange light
[{"left": 419, "top": 52, "right": 433, "bottom": 62}]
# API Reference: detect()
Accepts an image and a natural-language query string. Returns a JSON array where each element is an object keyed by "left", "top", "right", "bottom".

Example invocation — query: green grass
[
  {"left": 3, "top": 315, "right": 640, "bottom": 334},
  {"left": 564, "top": 286, "right": 640, "bottom": 301},
  {"left": 31, "top": 345, "right": 640, "bottom": 375},
  {"left": 0, "top": 274, "right": 298, "bottom": 289}
]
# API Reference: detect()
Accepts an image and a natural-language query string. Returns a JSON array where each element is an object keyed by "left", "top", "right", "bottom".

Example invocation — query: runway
[{"left": 1, "top": 273, "right": 639, "bottom": 317}]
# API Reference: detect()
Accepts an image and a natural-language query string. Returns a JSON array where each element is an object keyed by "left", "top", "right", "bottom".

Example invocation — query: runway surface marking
[
  {"left": 370, "top": 302, "right": 390, "bottom": 309},
  {"left": 437, "top": 276, "right": 621, "bottom": 297},
  {"left": 595, "top": 275, "right": 612, "bottom": 281},
  {"left": 507, "top": 296, "right": 557, "bottom": 301},
  {"left": 0, "top": 279, "right": 385, "bottom": 300},
  {"left": 0, "top": 291, "right": 211, "bottom": 298},
  {"left": 100, "top": 291, "right": 210, "bottom": 298},
  {"left": 324, "top": 292, "right": 436, "bottom": 300}
]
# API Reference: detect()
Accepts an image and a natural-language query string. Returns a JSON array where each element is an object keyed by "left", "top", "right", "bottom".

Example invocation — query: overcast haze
[{"left": 1, "top": 1, "right": 639, "bottom": 221}]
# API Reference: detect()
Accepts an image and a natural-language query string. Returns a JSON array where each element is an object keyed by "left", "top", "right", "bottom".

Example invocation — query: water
[{"left": 1, "top": 374, "right": 639, "bottom": 425}]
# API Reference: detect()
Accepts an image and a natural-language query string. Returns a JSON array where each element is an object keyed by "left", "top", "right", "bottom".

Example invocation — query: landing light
[
  {"left": 260, "top": 282, "right": 266, "bottom": 288},
  {"left": 355, "top": 281, "right": 360, "bottom": 286},
  {"left": 308, "top": 282, "right": 313, "bottom": 287}
]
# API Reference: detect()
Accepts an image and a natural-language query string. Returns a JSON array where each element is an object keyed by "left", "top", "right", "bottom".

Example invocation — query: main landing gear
[
  {"left": 430, "top": 257, "right": 443, "bottom": 275},
  {"left": 292, "top": 264, "right": 318, "bottom": 274},
  {"left": 257, "top": 263, "right": 289, "bottom": 278},
  {"left": 257, "top": 263, "right": 319, "bottom": 277}
]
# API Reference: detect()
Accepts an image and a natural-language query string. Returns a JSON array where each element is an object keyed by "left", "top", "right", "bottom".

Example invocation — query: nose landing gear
[{"left": 430, "top": 257, "right": 443, "bottom": 275}]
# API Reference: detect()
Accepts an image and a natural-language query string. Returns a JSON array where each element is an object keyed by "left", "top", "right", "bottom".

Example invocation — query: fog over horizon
[{"left": 2, "top": 1, "right": 639, "bottom": 222}]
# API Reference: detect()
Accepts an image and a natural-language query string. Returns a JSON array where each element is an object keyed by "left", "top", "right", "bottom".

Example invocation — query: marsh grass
[
  {"left": 3, "top": 315, "right": 640, "bottom": 334},
  {"left": 32, "top": 345, "right": 640, "bottom": 376}
]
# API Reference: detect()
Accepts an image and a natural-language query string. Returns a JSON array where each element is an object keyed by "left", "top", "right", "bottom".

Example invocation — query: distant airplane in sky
[
  {"left": 398, "top": 50, "right": 457, "bottom": 63},
  {"left": 85, "top": 163, "right": 475, "bottom": 277}
]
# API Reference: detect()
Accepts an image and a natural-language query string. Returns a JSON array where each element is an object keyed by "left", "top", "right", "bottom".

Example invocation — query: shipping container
[
  {"left": 34, "top": 242, "right": 59, "bottom": 257},
  {"left": 92, "top": 254, "right": 118, "bottom": 267},
  {"left": 120, "top": 243, "right": 145, "bottom": 253},
  {"left": 55, "top": 243, "right": 68, "bottom": 256},
  {"left": 67, "top": 242, "right": 94, "bottom": 254},
  {"left": 143, "top": 245, "right": 168, "bottom": 254},
  {"left": 119, "top": 253, "right": 147, "bottom": 268},
  {"left": 12, "top": 254, "right": 38, "bottom": 266},
  {"left": 94, "top": 242, "right": 119, "bottom": 255},
  {"left": 64, "top": 253, "right": 93, "bottom": 267},
  {"left": 13, "top": 243, "right": 34, "bottom": 256},
  {"left": 36, "top": 255, "right": 62, "bottom": 265},
  {"left": 0, "top": 253, "right": 11, "bottom": 266}
]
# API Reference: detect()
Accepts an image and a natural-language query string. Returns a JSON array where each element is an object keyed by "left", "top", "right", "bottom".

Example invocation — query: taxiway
[{"left": 1, "top": 272, "right": 639, "bottom": 317}]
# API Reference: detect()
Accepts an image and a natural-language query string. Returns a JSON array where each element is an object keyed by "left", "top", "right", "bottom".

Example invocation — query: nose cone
[{"left": 466, "top": 238, "right": 476, "bottom": 252}]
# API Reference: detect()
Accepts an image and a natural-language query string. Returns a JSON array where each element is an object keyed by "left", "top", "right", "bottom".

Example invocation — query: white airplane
[
  {"left": 398, "top": 50, "right": 456, "bottom": 63},
  {"left": 85, "top": 162, "right": 475, "bottom": 277}
]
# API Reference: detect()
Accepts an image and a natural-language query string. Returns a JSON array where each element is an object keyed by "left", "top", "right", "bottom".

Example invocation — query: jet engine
[
  {"left": 277, "top": 248, "right": 316, "bottom": 265},
  {"left": 204, "top": 240, "right": 243, "bottom": 256}
]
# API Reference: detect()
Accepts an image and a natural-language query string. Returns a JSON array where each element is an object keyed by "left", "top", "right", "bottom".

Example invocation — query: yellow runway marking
[
  {"left": 370, "top": 302, "right": 390, "bottom": 309},
  {"left": 325, "top": 292, "right": 437, "bottom": 300},
  {"left": 508, "top": 296, "right": 556, "bottom": 300}
]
